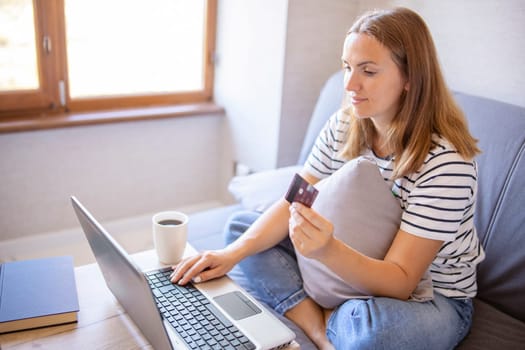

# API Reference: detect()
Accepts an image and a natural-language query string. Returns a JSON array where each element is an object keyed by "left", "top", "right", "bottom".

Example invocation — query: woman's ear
[{"left": 404, "top": 81, "right": 410, "bottom": 91}]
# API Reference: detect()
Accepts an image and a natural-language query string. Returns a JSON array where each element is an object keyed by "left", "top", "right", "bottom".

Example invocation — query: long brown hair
[{"left": 340, "top": 7, "right": 480, "bottom": 179}]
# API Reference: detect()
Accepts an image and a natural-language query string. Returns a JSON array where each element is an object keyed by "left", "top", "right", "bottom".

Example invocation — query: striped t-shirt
[{"left": 304, "top": 110, "right": 485, "bottom": 299}]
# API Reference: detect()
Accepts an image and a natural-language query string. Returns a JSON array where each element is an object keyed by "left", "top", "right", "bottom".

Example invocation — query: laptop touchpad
[{"left": 214, "top": 291, "right": 262, "bottom": 320}]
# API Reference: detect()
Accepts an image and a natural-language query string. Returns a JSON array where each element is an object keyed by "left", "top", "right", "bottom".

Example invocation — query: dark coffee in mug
[{"left": 157, "top": 219, "right": 183, "bottom": 226}]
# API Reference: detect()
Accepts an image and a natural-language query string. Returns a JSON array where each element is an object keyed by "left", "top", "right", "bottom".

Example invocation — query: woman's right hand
[
  {"left": 169, "top": 248, "right": 238, "bottom": 285},
  {"left": 170, "top": 193, "right": 307, "bottom": 286}
]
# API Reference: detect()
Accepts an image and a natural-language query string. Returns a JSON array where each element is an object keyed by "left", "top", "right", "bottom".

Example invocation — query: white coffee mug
[{"left": 152, "top": 211, "right": 188, "bottom": 264}]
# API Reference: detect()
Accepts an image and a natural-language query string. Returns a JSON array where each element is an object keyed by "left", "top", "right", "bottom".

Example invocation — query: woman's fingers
[
  {"left": 170, "top": 255, "right": 201, "bottom": 283},
  {"left": 170, "top": 250, "right": 231, "bottom": 285},
  {"left": 291, "top": 202, "right": 332, "bottom": 234},
  {"left": 170, "top": 253, "right": 213, "bottom": 284},
  {"left": 289, "top": 202, "right": 334, "bottom": 258}
]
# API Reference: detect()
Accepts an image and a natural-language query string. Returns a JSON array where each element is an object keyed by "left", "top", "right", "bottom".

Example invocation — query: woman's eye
[{"left": 364, "top": 70, "right": 377, "bottom": 76}]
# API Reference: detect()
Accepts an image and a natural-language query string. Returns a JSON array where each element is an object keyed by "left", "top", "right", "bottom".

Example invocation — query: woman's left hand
[{"left": 289, "top": 202, "right": 334, "bottom": 259}]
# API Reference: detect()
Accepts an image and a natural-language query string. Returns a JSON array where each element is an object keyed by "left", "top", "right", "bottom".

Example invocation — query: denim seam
[
  {"left": 273, "top": 288, "right": 308, "bottom": 315},
  {"left": 453, "top": 299, "right": 473, "bottom": 347},
  {"left": 326, "top": 308, "right": 338, "bottom": 341}
]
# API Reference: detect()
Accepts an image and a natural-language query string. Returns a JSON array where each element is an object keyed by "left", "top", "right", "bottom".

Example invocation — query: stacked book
[{"left": 0, "top": 256, "right": 80, "bottom": 333}]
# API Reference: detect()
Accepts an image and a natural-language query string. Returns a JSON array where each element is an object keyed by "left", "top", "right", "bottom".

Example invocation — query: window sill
[{"left": 0, "top": 102, "right": 224, "bottom": 134}]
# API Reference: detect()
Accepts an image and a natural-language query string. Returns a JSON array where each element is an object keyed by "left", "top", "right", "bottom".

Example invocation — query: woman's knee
[
  {"left": 223, "top": 211, "right": 261, "bottom": 245},
  {"left": 327, "top": 296, "right": 469, "bottom": 349},
  {"left": 326, "top": 300, "right": 379, "bottom": 349}
]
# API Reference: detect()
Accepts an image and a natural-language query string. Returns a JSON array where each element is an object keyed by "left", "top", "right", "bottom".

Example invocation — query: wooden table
[{"left": 0, "top": 249, "right": 300, "bottom": 349}]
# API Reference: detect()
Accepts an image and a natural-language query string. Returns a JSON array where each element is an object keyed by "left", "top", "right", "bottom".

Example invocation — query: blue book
[{"left": 0, "top": 256, "right": 79, "bottom": 333}]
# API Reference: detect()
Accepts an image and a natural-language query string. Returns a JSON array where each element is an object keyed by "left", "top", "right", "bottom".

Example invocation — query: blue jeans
[{"left": 224, "top": 211, "right": 474, "bottom": 349}]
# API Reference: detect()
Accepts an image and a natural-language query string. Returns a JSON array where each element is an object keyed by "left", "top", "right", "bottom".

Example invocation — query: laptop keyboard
[{"left": 145, "top": 268, "right": 256, "bottom": 350}]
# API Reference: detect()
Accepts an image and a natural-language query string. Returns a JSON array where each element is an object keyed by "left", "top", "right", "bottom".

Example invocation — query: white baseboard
[{"left": 0, "top": 201, "right": 223, "bottom": 266}]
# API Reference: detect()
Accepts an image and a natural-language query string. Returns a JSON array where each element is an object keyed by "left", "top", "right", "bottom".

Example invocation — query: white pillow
[
  {"left": 228, "top": 165, "right": 302, "bottom": 212},
  {"left": 297, "top": 157, "right": 433, "bottom": 308}
]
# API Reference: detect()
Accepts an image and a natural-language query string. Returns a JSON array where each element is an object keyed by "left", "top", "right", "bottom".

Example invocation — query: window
[{"left": 0, "top": 0, "right": 216, "bottom": 116}]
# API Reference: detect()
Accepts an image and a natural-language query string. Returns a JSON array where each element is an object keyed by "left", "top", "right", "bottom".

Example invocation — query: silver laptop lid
[{"left": 71, "top": 196, "right": 173, "bottom": 350}]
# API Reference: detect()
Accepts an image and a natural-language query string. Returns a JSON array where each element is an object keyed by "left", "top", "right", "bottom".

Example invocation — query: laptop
[{"left": 71, "top": 196, "right": 296, "bottom": 350}]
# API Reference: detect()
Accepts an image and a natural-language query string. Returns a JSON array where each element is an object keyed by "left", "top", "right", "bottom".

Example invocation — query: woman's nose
[{"left": 344, "top": 71, "right": 360, "bottom": 92}]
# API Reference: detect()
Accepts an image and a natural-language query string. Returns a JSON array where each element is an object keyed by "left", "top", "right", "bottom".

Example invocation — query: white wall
[
  {"left": 214, "top": 0, "right": 289, "bottom": 172},
  {"left": 277, "top": 0, "right": 360, "bottom": 167},
  {"left": 214, "top": 0, "right": 361, "bottom": 171},
  {"left": 357, "top": 0, "right": 525, "bottom": 107},
  {"left": 0, "top": 114, "right": 227, "bottom": 242}
]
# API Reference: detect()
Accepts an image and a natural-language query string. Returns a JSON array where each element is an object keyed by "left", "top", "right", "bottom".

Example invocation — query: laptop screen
[{"left": 72, "top": 196, "right": 173, "bottom": 350}]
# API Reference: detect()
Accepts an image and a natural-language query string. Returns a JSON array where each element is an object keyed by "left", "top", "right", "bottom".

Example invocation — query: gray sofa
[{"left": 187, "top": 71, "right": 525, "bottom": 349}]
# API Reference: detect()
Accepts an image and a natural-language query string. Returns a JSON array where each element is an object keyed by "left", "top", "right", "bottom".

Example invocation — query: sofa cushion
[
  {"left": 455, "top": 92, "right": 525, "bottom": 322},
  {"left": 187, "top": 204, "right": 242, "bottom": 252},
  {"left": 456, "top": 298, "right": 525, "bottom": 349},
  {"left": 228, "top": 166, "right": 302, "bottom": 212},
  {"left": 297, "top": 157, "right": 433, "bottom": 308}
]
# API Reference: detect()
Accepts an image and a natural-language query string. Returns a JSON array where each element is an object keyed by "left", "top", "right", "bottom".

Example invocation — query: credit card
[{"left": 285, "top": 173, "right": 319, "bottom": 207}]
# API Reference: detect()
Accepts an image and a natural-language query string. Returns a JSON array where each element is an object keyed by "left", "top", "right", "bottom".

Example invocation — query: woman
[{"left": 171, "top": 7, "right": 485, "bottom": 349}]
